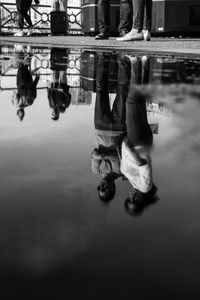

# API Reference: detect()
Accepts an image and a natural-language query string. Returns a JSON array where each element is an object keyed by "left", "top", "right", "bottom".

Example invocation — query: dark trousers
[
  {"left": 95, "top": 54, "right": 129, "bottom": 132},
  {"left": 126, "top": 90, "right": 153, "bottom": 147},
  {"left": 125, "top": 55, "right": 152, "bottom": 146},
  {"left": 16, "top": 0, "right": 33, "bottom": 29},
  {"left": 132, "top": 0, "right": 152, "bottom": 31},
  {"left": 98, "top": 0, "right": 132, "bottom": 34}
]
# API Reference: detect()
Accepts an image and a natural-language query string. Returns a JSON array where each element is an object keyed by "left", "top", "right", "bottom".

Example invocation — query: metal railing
[{"left": 0, "top": 1, "right": 82, "bottom": 34}]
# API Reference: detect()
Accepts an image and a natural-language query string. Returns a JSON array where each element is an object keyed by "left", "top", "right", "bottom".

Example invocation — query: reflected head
[
  {"left": 51, "top": 109, "right": 59, "bottom": 121},
  {"left": 97, "top": 180, "right": 116, "bottom": 203},
  {"left": 17, "top": 108, "right": 25, "bottom": 121}
]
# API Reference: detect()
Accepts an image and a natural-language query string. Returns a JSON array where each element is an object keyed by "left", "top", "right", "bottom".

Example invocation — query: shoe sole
[{"left": 117, "top": 37, "right": 144, "bottom": 42}]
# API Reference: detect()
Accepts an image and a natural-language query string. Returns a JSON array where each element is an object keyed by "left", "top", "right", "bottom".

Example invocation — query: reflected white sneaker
[
  {"left": 116, "top": 29, "right": 144, "bottom": 41},
  {"left": 27, "top": 27, "right": 34, "bottom": 36},
  {"left": 142, "top": 30, "right": 151, "bottom": 41},
  {"left": 14, "top": 30, "right": 24, "bottom": 37}
]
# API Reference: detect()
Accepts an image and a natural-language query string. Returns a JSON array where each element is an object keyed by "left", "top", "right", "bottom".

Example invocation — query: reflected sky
[{"left": 0, "top": 44, "right": 200, "bottom": 299}]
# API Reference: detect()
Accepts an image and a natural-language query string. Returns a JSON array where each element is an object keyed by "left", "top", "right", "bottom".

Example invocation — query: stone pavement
[{"left": 0, "top": 35, "right": 200, "bottom": 57}]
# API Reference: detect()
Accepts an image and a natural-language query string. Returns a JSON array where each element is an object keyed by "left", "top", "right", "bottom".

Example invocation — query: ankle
[{"left": 131, "top": 28, "right": 142, "bottom": 33}]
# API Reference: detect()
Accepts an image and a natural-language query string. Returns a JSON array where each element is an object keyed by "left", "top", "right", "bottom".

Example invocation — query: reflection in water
[
  {"left": 1, "top": 44, "right": 200, "bottom": 299},
  {"left": 13, "top": 50, "right": 40, "bottom": 121},
  {"left": 92, "top": 53, "right": 127, "bottom": 203},
  {"left": 47, "top": 48, "right": 71, "bottom": 121},
  {"left": 92, "top": 53, "right": 158, "bottom": 215},
  {"left": 121, "top": 56, "right": 158, "bottom": 216}
]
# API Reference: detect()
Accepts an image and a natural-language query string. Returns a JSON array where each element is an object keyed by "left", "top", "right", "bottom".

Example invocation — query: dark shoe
[
  {"left": 119, "top": 30, "right": 127, "bottom": 37},
  {"left": 95, "top": 33, "right": 109, "bottom": 40}
]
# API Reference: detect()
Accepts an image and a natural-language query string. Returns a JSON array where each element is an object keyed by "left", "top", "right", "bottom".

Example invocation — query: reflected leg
[
  {"left": 112, "top": 57, "right": 131, "bottom": 131},
  {"left": 95, "top": 55, "right": 111, "bottom": 130},
  {"left": 126, "top": 89, "right": 153, "bottom": 147}
]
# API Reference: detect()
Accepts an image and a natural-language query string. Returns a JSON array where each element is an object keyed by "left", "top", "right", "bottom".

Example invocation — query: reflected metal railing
[
  {"left": 0, "top": 1, "right": 82, "bottom": 34},
  {"left": 0, "top": 49, "right": 81, "bottom": 90}
]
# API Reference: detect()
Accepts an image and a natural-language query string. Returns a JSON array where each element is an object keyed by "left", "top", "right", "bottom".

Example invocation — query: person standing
[
  {"left": 95, "top": 0, "right": 132, "bottom": 40},
  {"left": 14, "top": 0, "right": 40, "bottom": 37},
  {"left": 117, "top": 0, "right": 152, "bottom": 41}
]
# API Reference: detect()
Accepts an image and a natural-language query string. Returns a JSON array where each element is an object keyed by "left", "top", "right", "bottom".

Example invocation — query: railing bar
[{"left": 0, "top": 2, "right": 82, "bottom": 34}]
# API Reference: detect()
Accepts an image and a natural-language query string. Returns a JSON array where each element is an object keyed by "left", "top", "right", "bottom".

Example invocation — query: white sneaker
[
  {"left": 14, "top": 44, "right": 24, "bottom": 52},
  {"left": 14, "top": 30, "right": 24, "bottom": 37},
  {"left": 116, "top": 29, "right": 144, "bottom": 42},
  {"left": 27, "top": 27, "right": 34, "bottom": 36},
  {"left": 142, "top": 30, "right": 151, "bottom": 41}
]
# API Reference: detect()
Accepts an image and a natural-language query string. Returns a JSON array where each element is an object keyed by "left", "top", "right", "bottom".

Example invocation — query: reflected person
[
  {"left": 14, "top": 53, "right": 39, "bottom": 121},
  {"left": 120, "top": 56, "right": 158, "bottom": 215},
  {"left": 91, "top": 54, "right": 130, "bottom": 203},
  {"left": 47, "top": 71, "right": 71, "bottom": 121}
]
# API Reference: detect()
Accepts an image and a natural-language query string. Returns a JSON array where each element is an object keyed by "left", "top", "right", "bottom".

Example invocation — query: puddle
[{"left": 0, "top": 44, "right": 200, "bottom": 299}]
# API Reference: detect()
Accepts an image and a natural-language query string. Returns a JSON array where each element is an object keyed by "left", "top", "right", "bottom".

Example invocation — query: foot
[
  {"left": 14, "top": 44, "right": 24, "bottom": 52},
  {"left": 119, "top": 30, "right": 127, "bottom": 37},
  {"left": 116, "top": 29, "right": 144, "bottom": 41},
  {"left": 14, "top": 30, "right": 24, "bottom": 37},
  {"left": 95, "top": 32, "right": 109, "bottom": 40},
  {"left": 27, "top": 27, "right": 34, "bottom": 36},
  {"left": 142, "top": 30, "right": 151, "bottom": 41}
]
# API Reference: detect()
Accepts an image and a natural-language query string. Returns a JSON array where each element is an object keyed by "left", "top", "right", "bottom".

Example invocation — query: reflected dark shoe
[
  {"left": 124, "top": 186, "right": 158, "bottom": 217},
  {"left": 95, "top": 33, "right": 109, "bottom": 40}
]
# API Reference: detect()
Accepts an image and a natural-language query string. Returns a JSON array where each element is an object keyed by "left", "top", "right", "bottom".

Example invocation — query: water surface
[{"left": 0, "top": 44, "right": 200, "bottom": 299}]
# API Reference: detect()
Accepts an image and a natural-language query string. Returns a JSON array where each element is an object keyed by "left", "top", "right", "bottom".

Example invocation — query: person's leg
[
  {"left": 118, "top": 0, "right": 132, "bottom": 35},
  {"left": 23, "top": 0, "right": 33, "bottom": 28},
  {"left": 126, "top": 89, "right": 152, "bottom": 147},
  {"left": 95, "top": 54, "right": 111, "bottom": 130},
  {"left": 132, "top": 0, "right": 145, "bottom": 31},
  {"left": 116, "top": 0, "right": 144, "bottom": 41},
  {"left": 143, "top": 0, "right": 152, "bottom": 31},
  {"left": 98, "top": 0, "right": 110, "bottom": 35},
  {"left": 16, "top": 0, "right": 24, "bottom": 30}
]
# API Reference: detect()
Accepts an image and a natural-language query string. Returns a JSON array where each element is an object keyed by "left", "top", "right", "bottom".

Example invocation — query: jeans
[
  {"left": 95, "top": 54, "right": 128, "bottom": 132},
  {"left": 132, "top": 0, "right": 152, "bottom": 31},
  {"left": 126, "top": 90, "right": 153, "bottom": 147},
  {"left": 16, "top": 0, "right": 32, "bottom": 29},
  {"left": 98, "top": 0, "right": 132, "bottom": 34}
]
